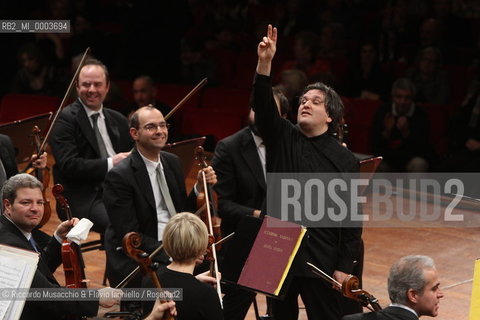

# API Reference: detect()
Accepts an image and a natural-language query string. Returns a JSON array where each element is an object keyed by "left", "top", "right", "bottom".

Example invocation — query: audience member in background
[
  {"left": 126, "top": 75, "right": 170, "bottom": 119},
  {"left": 343, "top": 42, "right": 391, "bottom": 101},
  {"left": 441, "top": 70, "right": 480, "bottom": 176},
  {"left": 277, "top": 69, "right": 308, "bottom": 122},
  {"left": 372, "top": 78, "right": 431, "bottom": 172},
  {"left": 317, "top": 22, "right": 347, "bottom": 59},
  {"left": 181, "top": 37, "right": 217, "bottom": 87},
  {"left": 278, "top": 30, "right": 331, "bottom": 82},
  {"left": 378, "top": 0, "right": 418, "bottom": 63},
  {"left": 406, "top": 47, "right": 450, "bottom": 105},
  {"left": 11, "top": 42, "right": 67, "bottom": 97}
]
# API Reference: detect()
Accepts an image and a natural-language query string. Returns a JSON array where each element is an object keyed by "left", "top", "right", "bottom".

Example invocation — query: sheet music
[{"left": 0, "top": 245, "right": 39, "bottom": 320}]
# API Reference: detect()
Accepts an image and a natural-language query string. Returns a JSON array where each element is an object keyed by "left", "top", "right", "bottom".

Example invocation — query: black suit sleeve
[
  {"left": 0, "top": 134, "right": 19, "bottom": 178},
  {"left": 212, "top": 140, "right": 257, "bottom": 225},
  {"left": 27, "top": 267, "right": 99, "bottom": 318},
  {"left": 49, "top": 108, "right": 108, "bottom": 181},
  {"left": 103, "top": 166, "right": 160, "bottom": 252}
]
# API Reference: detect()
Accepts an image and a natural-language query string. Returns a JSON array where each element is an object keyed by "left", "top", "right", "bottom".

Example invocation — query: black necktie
[
  {"left": 91, "top": 113, "right": 109, "bottom": 159},
  {"left": 28, "top": 236, "right": 39, "bottom": 252}
]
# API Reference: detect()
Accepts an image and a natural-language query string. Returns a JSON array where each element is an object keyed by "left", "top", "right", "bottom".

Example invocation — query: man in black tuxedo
[
  {"left": 343, "top": 255, "right": 444, "bottom": 320},
  {"left": 103, "top": 106, "right": 216, "bottom": 287},
  {"left": 0, "top": 173, "right": 120, "bottom": 319},
  {"left": 49, "top": 59, "right": 133, "bottom": 233},
  {"left": 211, "top": 88, "right": 289, "bottom": 320}
]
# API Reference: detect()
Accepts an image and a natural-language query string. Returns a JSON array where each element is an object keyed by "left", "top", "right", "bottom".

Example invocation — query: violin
[
  {"left": 25, "top": 126, "right": 52, "bottom": 227},
  {"left": 52, "top": 184, "right": 88, "bottom": 288},
  {"left": 307, "top": 262, "right": 381, "bottom": 312},
  {"left": 122, "top": 232, "right": 175, "bottom": 320},
  {"left": 194, "top": 146, "right": 223, "bottom": 307},
  {"left": 342, "top": 274, "right": 382, "bottom": 312}
]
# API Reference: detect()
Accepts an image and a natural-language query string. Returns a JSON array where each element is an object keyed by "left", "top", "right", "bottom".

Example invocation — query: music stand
[
  {"left": 164, "top": 136, "right": 206, "bottom": 176},
  {"left": 0, "top": 112, "right": 52, "bottom": 164},
  {"left": 359, "top": 156, "right": 382, "bottom": 195}
]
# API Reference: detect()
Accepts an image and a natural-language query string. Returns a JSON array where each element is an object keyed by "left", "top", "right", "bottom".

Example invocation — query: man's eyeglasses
[{"left": 142, "top": 123, "right": 170, "bottom": 132}]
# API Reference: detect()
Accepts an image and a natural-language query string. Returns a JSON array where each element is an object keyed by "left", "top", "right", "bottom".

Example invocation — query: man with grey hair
[
  {"left": 0, "top": 173, "right": 121, "bottom": 319},
  {"left": 372, "top": 78, "right": 431, "bottom": 172},
  {"left": 343, "top": 255, "right": 444, "bottom": 319}
]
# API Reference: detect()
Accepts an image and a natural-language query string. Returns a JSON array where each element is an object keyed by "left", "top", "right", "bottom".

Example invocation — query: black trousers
[
  {"left": 222, "top": 282, "right": 257, "bottom": 320},
  {"left": 271, "top": 277, "right": 343, "bottom": 320}
]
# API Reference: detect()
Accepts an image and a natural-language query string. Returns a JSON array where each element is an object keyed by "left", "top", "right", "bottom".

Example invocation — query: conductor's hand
[
  {"left": 257, "top": 24, "right": 277, "bottom": 62},
  {"left": 145, "top": 300, "right": 177, "bottom": 320},
  {"left": 98, "top": 287, "right": 122, "bottom": 308},
  {"left": 54, "top": 218, "right": 79, "bottom": 240},
  {"left": 257, "top": 24, "right": 277, "bottom": 76}
]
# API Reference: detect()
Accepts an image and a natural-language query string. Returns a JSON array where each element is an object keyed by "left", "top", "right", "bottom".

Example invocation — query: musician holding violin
[
  {"left": 49, "top": 58, "right": 133, "bottom": 234},
  {"left": 103, "top": 106, "right": 217, "bottom": 290},
  {"left": 343, "top": 255, "right": 444, "bottom": 320},
  {"left": 142, "top": 212, "right": 223, "bottom": 320},
  {"left": 0, "top": 134, "right": 47, "bottom": 188},
  {"left": 0, "top": 174, "right": 122, "bottom": 320}
]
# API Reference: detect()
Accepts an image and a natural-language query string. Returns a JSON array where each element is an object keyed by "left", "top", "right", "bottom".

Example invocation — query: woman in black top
[{"left": 143, "top": 212, "right": 223, "bottom": 320}]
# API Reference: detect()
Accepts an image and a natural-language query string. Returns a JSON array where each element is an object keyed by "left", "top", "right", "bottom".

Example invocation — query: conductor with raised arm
[{"left": 253, "top": 25, "right": 362, "bottom": 319}]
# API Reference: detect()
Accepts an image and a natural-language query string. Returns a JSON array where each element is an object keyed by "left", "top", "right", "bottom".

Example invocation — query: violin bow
[
  {"left": 115, "top": 243, "right": 164, "bottom": 289},
  {"left": 163, "top": 78, "right": 207, "bottom": 121},
  {"left": 22, "top": 47, "right": 91, "bottom": 172},
  {"left": 201, "top": 170, "right": 223, "bottom": 308}
]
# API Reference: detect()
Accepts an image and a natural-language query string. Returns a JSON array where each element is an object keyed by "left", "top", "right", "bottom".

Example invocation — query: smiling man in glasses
[{"left": 103, "top": 105, "right": 217, "bottom": 292}]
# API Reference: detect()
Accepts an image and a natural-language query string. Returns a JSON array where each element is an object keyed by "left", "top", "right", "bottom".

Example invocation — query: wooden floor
[{"left": 36, "top": 156, "right": 478, "bottom": 320}]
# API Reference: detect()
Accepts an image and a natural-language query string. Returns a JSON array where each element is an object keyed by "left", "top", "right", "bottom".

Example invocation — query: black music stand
[{"left": 0, "top": 112, "right": 52, "bottom": 164}]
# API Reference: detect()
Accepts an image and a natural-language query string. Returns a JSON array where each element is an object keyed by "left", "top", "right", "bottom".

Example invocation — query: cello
[
  {"left": 52, "top": 184, "right": 88, "bottom": 288},
  {"left": 122, "top": 232, "right": 175, "bottom": 320}
]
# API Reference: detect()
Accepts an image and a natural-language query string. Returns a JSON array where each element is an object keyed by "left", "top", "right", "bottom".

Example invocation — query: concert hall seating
[{"left": 0, "top": 93, "right": 60, "bottom": 124}]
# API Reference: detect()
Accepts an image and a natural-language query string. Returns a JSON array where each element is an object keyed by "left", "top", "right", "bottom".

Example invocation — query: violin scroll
[
  {"left": 122, "top": 232, "right": 175, "bottom": 320},
  {"left": 342, "top": 275, "right": 382, "bottom": 312}
]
